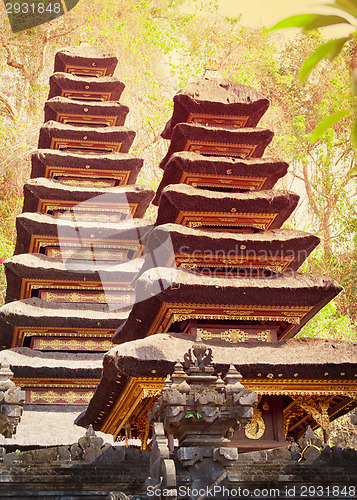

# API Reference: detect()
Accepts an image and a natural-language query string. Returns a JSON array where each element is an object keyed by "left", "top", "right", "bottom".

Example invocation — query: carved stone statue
[
  {"left": 147, "top": 337, "right": 258, "bottom": 499},
  {"left": 0, "top": 364, "right": 25, "bottom": 438}
]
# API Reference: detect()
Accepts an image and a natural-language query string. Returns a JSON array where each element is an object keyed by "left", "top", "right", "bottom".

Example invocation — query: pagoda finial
[
  {"left": 183, "top": 336, "right": 213, "bottom": 373},
  {"left": 203, "top": 58, "right": 220, "bottom": 78}
]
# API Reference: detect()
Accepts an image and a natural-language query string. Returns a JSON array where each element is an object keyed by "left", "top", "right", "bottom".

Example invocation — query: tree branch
[
  {"left": 137, "top": 133, "right": 162, "bottom": 154},
  {"left": 31, "top": 28, "right": 51, "bottom": 84},
  {"left": 289, "top": 171, "right": 305, "bottom": 182},
  {"left": 46, "top": 21, "right": 86, "bottom": 41},
  {"left": 0, "top": 92, "right": 18, "bottom": 121},
  {"left": 302, "top": 160, "right": 320, "bottom": 217},
  {"left": 1, "top": 43, "right": 29, "bottom": 80}
]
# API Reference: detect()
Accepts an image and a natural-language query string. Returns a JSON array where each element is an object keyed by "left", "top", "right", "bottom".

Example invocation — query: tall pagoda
[
  {"left": 0, "top": 44, "right": 153, "bottom": 446},
  {"left": 78, "top": 77, "right": 357, "bottom": 451}
]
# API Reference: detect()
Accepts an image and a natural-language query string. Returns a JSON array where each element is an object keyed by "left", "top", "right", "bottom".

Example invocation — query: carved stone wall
[{"left": 0, "top": 440, "right": 356, "bottom": 499}]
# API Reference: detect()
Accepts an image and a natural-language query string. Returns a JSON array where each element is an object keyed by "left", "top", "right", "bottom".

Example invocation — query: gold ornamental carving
[
  {"left": 42, "top": 290, "right": 133, "bottom": 304},
  {"left": 175, "top": 251, "right": 293, "bottom": 273},
  {"left": 59, "top": 178, "right": 114, "bottom": 188},
  {"left": 188, "top": 222, "right": 203, "bottom": 228},
  {"left": 45, "top": 165, "right": 130, "bottom": 184},
  {"left": 184, "top": 139, "right": 258, "bottom": 158},
  {"left": 198, "top": 328, "right": 251, "bottom": 343},
  {"left": 101, "top": 377, "right": 164, "bottom": 437},
  {"left": 257, "top": 331, "right": 270, "bottom": 342},
  {"left": 168, "top": 309, "right": 195, "bottom": 316},
  {"left": 293, "top": 396, "right": 331, "bottom": 433},
  {"left": 148, "top": 302, "right": 312, "bottom": 339},
  {"left": 62, "top": 90, "right": 111, "bottom": 100},
  {"left": 57, "top": 212, "right": 123, "bottom": 222},
  {"left": 14, "top": 378, "right": 99, "bottom": 389},
  {"left": 37, "top": 199, "right": 135, "bottom": 217},
  {"left": 30, "top": 390, "right": 94, "bottom": 405},
  {"left": 262, "top": 400, "right": 270, "bottom": 411},
  {"left": 48, "top": 248, "right": 126, "bottom": 260},
  {"left": 50, "top": 137, "right": 122, "bottom": 153},
  {"left": 20, "top": 277, "right": 132, "bottom": 301},
  {"left": 247, "top": 380, "right": 357, "bottom": 396},
  {"left": 18, "top": 327, "right": 113, "bottom": 340},
  {"left": 187, "top": 112, "right": 249, "bottom": 128},
  {"left": 58, "top": 113, "right": 117, "bottom": 128},
  {"left": 222, "top": 329, "right": 248, "bottom": 342},
  {"left": 284, "top": 407, "right": 305, "bottom": 436},
  {"left": 28, "top": 233, "right": 140, "bottom": 254},
  {"left": 175, "top": 210, "right": 277, "bottom": 231},
  {"left": 36, "top": 338, "right": 112, "bottom": 351},
  {"left": 180, "top": 172, "right": 266, "bottom": 191},
  {"left": 64, "top": 64, "right": 108, "bottom": 77},
  {"left": 97, "top": 377, "right": 355, "bottom": 440},
  {"left": 244, "top": 407, "right": 265, "bottom": 440}
]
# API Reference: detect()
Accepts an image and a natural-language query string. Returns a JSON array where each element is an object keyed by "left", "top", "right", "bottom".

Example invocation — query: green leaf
[
  {"left": 329, "top": 0, "right": 357, "bottom": 20},
  {"left": 271, "top": 13, "right": 351, "bottom": 31},
  {"left": 347, "top": 164, "right": 357, "bottom": 176},
  {"left": 304, "top": 14, "right": 353, "bottom": 30},
  {"left": 299, "top": 37, "right": 350, "bottom": 81},
  {"left": 271, "top": 14, "right": 324, "bottom": 30},
  {"left": 309, "top": 109, "right": 352, "bottom": 143},
  {"left": 353, "top": 114, "right": 357, "bottom": 145},
  {"left": 350, "top": 68, "right": 357, "bottom": 95}
]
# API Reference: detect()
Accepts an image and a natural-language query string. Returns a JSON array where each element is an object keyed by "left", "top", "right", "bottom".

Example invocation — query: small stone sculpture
[
  {"left": 0, "top": 364, "right": 25, "bottom": 438},
  {"left": 149, "top": 337, "right": 257, "bottom": 451},
  {"left": 147, "top": 337, "right": 258, "bottom": 499},
  {"left": 78, "top": 424, "right": 106, "bottom": 462}
]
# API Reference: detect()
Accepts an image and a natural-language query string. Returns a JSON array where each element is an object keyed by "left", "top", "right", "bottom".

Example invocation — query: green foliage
[
  {"left": 271, "top": 0, "right": 357, "bottom": 144},
  {"left": 185, "top": 410, "right": 202, "bottom": 419},
  {"left": 0, "top": 176, "right": 18, "bottom": 304},
  {"left": 298, "top": 301, "right": 355, "bottom": 340},
  {"left": 329, "top": 410, "right": 357, "bottom": 449},
  {"left": 309, "top": 109, "right": 352, "bottom": 143},
  {"left": 300, "top": 37, "right": 351, "bottom": 82},
  {"left": 272, "top": 14, "right": 353, "bottom": 32}
]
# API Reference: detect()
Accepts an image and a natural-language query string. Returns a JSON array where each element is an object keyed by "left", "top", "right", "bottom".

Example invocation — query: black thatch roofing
[
  {"left": 49, "top": 72, "right": 125, "bottom": 101},
  {"left": 139, "top": 223, "right": 320, "bottom": 274},
  {"left": 0, "top": 347, "right": 103, "bottom": 379},
  {"left": 14, "top": 212, "right": 154, "bottom": 256},
  {"left": 31, "top": 150, "right": 143, "bottom": 184},
  {"left": 22, "top": 178, "right": 154, "bottom": 217},
  {"left": 38, "top": 121, "right": 135, "bottom": 152},
  {"left": 54, "top": 45, "right": 118, "bottom": 76},
  {"left": 0, "top": 297, "right": 129, "bottom": 349},
  {"left": 159, "top": 123, "right": 274, "bottom": 169},
  {"left": 0, "top": 296, "right": 128, "bottom": 329},
  {"left": 153, "top": 152, "right": 289, "bottom": 205},
  {"left": 44, "top": 97, "right": 129, "bottom": 127},
  {"left": 77, "top": 334, "right": 357, "bottom": 430},
  {"left": 161, "top": 79, "right": 269, "bottom": 139},
  {"left": 155, "top": 185, "right": 299, "bottom": 230},
  {"left": 3, "top": 253, "right": 142, "bottom": 303},
  {"left": 112, "top": 267, "right": 342, "bottom": 344}
]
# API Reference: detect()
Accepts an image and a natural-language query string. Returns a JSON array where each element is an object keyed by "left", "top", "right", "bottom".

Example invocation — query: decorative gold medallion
[{"left": 244, "top": 407, "right": 265, "bottom": 440}]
